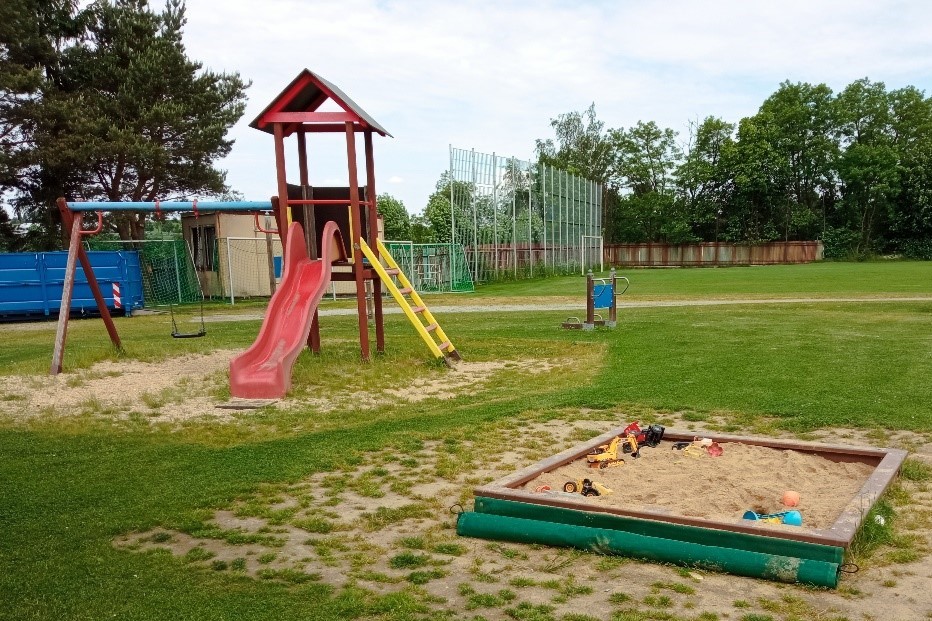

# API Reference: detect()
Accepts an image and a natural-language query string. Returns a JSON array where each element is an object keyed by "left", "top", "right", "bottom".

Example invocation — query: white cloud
[
  {"left": 178, "top": 0, "right": 932, "bottom": 212},
  {"left": 388, "top": 176, "right": 404, "bottom": 184}
]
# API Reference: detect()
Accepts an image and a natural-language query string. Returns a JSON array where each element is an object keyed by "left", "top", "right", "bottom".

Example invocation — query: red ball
[{"left": 782, "top": 490, "right": 800, "bottom": 507}]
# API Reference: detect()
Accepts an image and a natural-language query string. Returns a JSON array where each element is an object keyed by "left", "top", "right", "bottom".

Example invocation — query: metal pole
[
  {"left": 172, "top": 241, "right": 182, "bottom": 302},
  {"left": 226, "top": 237, "right": 234, "bottom": 305},
  {"left": 512, "top": 157, "right": 517, "bottom": 278},
  {"left": 541, "top": 163, "right": 547, "bottom": 271},
  {"left": 491, "top": 152, "right": 498, "bottom": 279},
  {"left": 449, "top": 145, "right": 456, "bottom": 290},
  {"left": 471, "top": 148, "right": 478, "bottom": 281},
  {"left": 527, "top": 160, "right": 533, "bottom": 278}
]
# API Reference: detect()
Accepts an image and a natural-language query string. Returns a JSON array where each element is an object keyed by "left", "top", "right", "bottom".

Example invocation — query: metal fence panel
[{"left": 450, "top": 146, "right": 602, "bottom": 282}]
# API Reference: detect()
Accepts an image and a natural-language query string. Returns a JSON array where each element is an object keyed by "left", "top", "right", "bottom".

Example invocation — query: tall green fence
[{"left": 383, "top": 242, "right": 474, "bottom": 293}]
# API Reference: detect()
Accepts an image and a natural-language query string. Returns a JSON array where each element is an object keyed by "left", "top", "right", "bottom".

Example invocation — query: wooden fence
[{"left": 603, "top": 241, "right": 823, "bottom": 267}]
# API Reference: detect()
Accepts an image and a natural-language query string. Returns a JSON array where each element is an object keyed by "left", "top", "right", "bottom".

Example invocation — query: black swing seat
[{"left": 172, "top": 329, "right": 206, "bottom": 339}]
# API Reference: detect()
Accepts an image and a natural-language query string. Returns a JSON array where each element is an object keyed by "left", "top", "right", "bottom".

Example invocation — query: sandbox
[{"left": 457, "top": 425, "right": 907, "bottom": 586}]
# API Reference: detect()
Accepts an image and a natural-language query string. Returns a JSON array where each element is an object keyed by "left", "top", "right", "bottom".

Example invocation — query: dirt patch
[
  {"left": 0, "top": 350, "right": 236, "bottom": 423},
  {"left": 384, "top": 359, "right": 559, "bottom": 403},
  {"left": 114, "top": 414, "right": 932, "bottom": 620},
  {"left": 525, "top": 441, "right": 875, "bottom": 530},
  {"left": 0, "top": 352, "right": 567, "bottom": 425}
]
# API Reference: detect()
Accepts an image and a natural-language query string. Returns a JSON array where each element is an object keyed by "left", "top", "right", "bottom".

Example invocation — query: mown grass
[{"left": 0, "top": 263, "right": 931, "bottom": 620}]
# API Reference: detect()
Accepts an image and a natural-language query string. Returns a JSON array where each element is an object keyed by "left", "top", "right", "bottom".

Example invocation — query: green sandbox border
[{"left": 458, "top": 427, "right": 907, "bottom": 586}]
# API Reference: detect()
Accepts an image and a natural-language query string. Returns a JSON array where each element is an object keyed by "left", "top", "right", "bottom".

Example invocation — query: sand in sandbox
[{"left": 523, "top": 441, "right": 876, "bottom": 530}]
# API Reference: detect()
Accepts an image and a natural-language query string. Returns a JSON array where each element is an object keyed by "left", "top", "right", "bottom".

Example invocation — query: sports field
[{"left": 2, "top": 261, "right": 931, "bottom": 621}]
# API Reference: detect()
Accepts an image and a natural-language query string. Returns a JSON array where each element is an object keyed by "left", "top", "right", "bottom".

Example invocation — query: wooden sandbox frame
[{"left": 458, "top": 426, "right": 908, "bottom": 586}]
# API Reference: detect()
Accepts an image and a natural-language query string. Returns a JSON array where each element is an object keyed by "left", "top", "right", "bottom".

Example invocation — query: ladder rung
[
  {"left": 385, "top": 268, "right": 400, "bottom": 276},
  {"left": 425, "top": 323, "right": 438, "bottom": 332},
  {"left": 411, "top": 306, "right": 425, "bottom": 313},
  {"left": 437, "top": 341, "right": 451, "bottom": 350},
  {"left": 398, "top": 287, "right": 412, "bottom": 295}
]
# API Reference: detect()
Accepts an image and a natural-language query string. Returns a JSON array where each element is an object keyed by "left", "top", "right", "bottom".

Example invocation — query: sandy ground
[
  {"left": 525, "top": 441, "right": 875, "bottom": 529},
  {"left": 2, "top": 345, "right": 930, "bottom": 619},
  {"left": 0, "top": 351, "right": 563, "bottom": 424}
]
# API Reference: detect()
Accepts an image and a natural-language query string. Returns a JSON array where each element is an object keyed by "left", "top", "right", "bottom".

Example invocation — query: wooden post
[
  {"left": 297, "top": 129, "right": 318, "bottom": 259},
  {"left": 608, "top": 267, "right": 617, "bottom": 327},
  {"left": 583, "top": 269, "right": 594, "bottom": 331},
  {"left": 346, "top": 122, "right": 370, "bottom": 360},
  {"left": 298, "top": 129, "right": 322, "bottom": 354},
  {"left": 50, "top": 217, "right": 82, "bottom": 375},
  {"left": 264, "top": 217, "right": 277, "bottom": 296},
  {"left": 50, "top": 204, "right": 123, "bottom": 374},
  {"left": 365, "top": 130, "right": 385, "bottom": 353},
  {"left": 273, "top": 123, "right": 290, "bottom": 253}
]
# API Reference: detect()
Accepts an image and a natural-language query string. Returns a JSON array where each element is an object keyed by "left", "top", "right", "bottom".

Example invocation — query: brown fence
[{"left": 604, "top": 241, "right": 823, "bottom": 267}]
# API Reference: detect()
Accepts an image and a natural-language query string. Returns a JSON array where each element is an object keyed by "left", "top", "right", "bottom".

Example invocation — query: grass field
[{"left": 1, "top": 262, "right": 931, "bottom": 621}]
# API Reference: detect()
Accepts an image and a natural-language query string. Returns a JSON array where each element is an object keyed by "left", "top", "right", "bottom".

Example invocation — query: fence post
[
  {"left": 226, "top": 237, "right": 235, "bottom": 305},
  {"left": 172, "top": 242, "right": 182, "bottom": 302}
]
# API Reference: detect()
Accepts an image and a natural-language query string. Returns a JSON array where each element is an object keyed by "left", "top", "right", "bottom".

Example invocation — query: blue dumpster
[{"left": 0, "top": 251, "right": 144, "bottom": 319}]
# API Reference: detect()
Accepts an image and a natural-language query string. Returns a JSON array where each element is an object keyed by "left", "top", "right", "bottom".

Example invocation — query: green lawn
[{"left": 1, "top": 262, "right": 931, "bottom": 620}]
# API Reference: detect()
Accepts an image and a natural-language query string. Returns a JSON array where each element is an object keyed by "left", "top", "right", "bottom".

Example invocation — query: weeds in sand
[
  {"left": 643, "top": 594, "right": 673, "bottom": 608},
  {"left": 900, "top": 457, "right": 932, "bottom": 482},
  {"left": 183, "top": 547, "right": 215, "bottom": 563},
  {"left": 432, "top": 542, "right": 466, "bottom": 556},
  {"left": 504, "top": 602, "right": 556, "bottom": 621},
  {"left": 257, "top": 552, "right": 277, "bottom": 564},
  {"left": 509, "top": 577, "right": 537, "bottom": 588},
  {"left": 292, "top": 514, "right": 338, "bottom": 534},
  {"left": 358, "top": 502, "right": 433, "bottom": 531},
  {"left": 257, "top": 568, "right": 319, "bottom": 584},
  {"left": 407, "top": 569, "right": 447, "bottom": 585},
  {"left": 651, "top": 581, "right": 696, "bottom": 595},
  {"left": 389, "top": 551, "right": 429, "bottom": 569}
]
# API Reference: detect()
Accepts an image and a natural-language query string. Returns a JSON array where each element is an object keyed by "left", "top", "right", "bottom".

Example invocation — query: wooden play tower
[{"left": 250, "top": 68, "right": 392, "bottom": 360}]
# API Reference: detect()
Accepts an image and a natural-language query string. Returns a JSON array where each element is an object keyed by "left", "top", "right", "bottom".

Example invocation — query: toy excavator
[{"left": 586, "top": 422, "right": 666, "bottom": 469}]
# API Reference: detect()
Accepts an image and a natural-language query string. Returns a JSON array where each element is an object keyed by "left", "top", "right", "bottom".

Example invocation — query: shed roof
[{"left": 250, "top": 69, "right": 392, "bottom": 137}]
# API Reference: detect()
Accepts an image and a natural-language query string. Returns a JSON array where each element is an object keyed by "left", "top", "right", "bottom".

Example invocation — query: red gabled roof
[{"left": 249, "top": 69, "right": 392, "bottom": 137}]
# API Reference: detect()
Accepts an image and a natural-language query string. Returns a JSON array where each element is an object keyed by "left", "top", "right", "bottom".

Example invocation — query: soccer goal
[{"left": 87, "top": 238, "right": 203, "bottom": 305}]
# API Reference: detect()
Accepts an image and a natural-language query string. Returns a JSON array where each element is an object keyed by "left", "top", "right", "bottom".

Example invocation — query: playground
[
  {"left": 2, "top": 261, "right": 932, "bottom": 620},
  {"left": 2, "top": 70, "right": 932, "bottom": 620}
]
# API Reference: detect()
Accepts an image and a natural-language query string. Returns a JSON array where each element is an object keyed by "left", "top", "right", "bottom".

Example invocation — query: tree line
[
  {"left": 535, "top": 81, "right": 932, "bottom": 259},
  {"left": 0, "top": 0, "right": 248, "bottom": 251}
]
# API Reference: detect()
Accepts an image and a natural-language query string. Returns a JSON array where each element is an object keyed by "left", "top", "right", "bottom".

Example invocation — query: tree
[
  {"left": 535, "top": 103, "right": 614, "bottom": 183},
  {"left": 610, "top": 121, "right": 681, "bottom": 197},
  {"left": 675, "top": 116, "right": 735, "bottom": 240},
  {"left": 11, "top": 0, "right": 249, "bottom": 245},
  {"left": 722, "top": 113, "right": 787, "bottom": 242},
  {"left": 757, "top": 81, "right": 837, "bottom": 240},
  {"left": 888, "top": 86, "right": 932, "bottom": 257},
  {"left": 834, "top": 79, "right": 898, "bottom": 255},
  {"left": 377, "top": 193, "right": 410, "bottom": 240}
]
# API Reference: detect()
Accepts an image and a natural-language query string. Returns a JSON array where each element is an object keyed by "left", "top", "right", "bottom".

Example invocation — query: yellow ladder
[{"left": 359, "top": 239, "right": 460, "bottom": 365}]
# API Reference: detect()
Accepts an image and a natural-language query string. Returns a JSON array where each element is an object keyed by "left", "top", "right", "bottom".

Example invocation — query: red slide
[{"left": 229, "top": 221, "right": 345, "bottom": 399}]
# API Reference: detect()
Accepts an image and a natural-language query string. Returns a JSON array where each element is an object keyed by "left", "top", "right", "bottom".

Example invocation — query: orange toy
[{"left": 782, "top": 490, "right": 800, "bottom": 507}]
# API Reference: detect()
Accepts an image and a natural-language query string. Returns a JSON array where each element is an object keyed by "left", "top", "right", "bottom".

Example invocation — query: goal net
[{"left": 87, "top": 238, "right": 203, "bottom": 305}]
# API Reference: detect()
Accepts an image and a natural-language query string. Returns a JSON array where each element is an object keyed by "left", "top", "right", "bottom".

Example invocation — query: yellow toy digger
[{"left": 586, "top": 435, "right": 639, "bottom": 468}]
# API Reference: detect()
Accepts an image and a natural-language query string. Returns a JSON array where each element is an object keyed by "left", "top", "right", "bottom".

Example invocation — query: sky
[{"left": 176, "top": 0, "right": 932, "bottom": 215}]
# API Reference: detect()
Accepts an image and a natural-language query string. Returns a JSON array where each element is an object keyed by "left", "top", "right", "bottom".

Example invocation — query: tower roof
[{"left": 250, "top": 69, "right": 392, "bottom": 137}]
